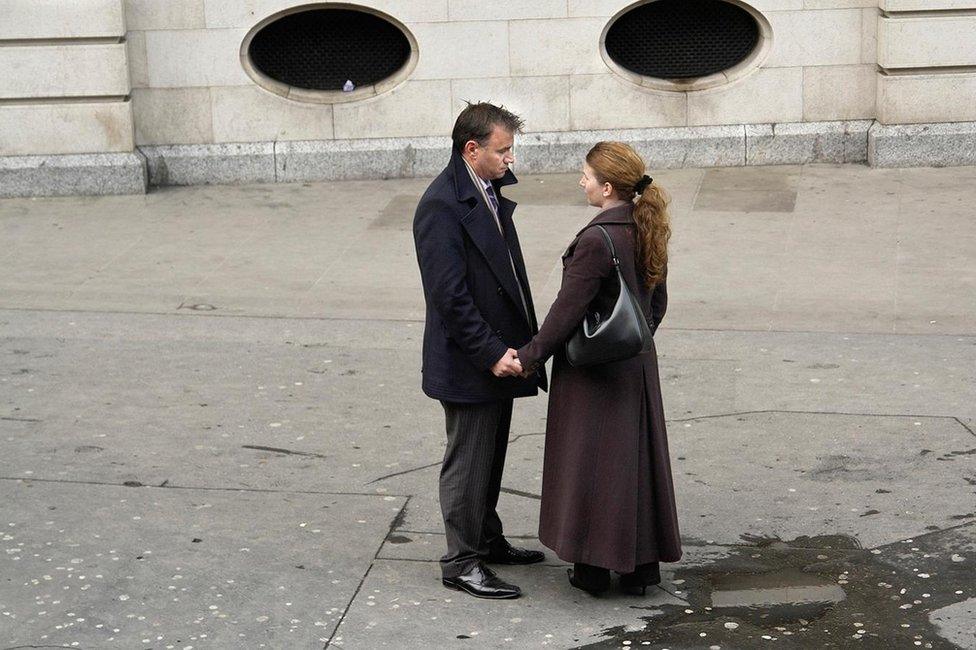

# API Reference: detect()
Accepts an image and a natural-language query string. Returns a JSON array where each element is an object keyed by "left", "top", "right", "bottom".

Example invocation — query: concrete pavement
[{"left": 1, "top": 163, "right": 974, "bottom": 648}]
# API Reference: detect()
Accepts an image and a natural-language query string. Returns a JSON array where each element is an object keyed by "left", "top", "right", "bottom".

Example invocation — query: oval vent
[
  {"left": 242, "top": 6, "right": 416, "bottom": 103},
  {"left": 605, "top": 0, "right": 762, "bottom": 81}
]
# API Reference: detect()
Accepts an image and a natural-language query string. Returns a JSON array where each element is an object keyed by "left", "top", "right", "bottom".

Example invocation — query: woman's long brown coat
[{"left": 517, "top": 202, "right": 681, "bottom": 573}]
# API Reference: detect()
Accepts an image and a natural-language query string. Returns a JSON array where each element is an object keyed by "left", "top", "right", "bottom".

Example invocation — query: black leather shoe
[
  {"left": 442, "top": 564, "right": 521, "bottom": 599},
  {"left": 486, "top": 540, "right": 545, "bottom": 565}
]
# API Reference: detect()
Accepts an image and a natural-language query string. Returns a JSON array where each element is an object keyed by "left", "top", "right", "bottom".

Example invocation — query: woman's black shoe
[
  {"left": 618, "top": 562, "right": 661, "bottom": 596},
  {"left": 567, "top": 564, "right": 610, "bottom": 595}
]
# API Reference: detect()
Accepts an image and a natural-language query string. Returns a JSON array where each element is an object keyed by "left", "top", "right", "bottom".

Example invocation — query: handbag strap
[{"left": 578, "top": 224, "right": 620, "bottom": 269}]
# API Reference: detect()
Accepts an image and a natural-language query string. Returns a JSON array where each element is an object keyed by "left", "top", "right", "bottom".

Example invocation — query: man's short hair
[{"left": 451, "top": 102, "right": 524, "bottom": 152}]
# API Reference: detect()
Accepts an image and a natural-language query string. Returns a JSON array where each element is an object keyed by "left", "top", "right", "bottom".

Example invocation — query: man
[{"left": 413, "top": 103, "right": 547, "bottom": 599}]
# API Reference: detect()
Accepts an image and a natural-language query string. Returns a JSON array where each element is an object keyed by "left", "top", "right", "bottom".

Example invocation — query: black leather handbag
[{"left": 566, "top": 225, "right": 653, "bottom": 367}]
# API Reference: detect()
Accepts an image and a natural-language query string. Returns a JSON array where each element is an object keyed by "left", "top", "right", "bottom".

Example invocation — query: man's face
[{"left": 467, "top": 126, "right": 515, "bottom": 180}]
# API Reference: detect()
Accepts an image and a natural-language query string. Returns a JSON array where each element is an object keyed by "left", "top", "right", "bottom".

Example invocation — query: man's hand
[{"left": 490, "top": 348, "right": 523, "bottom": 378}]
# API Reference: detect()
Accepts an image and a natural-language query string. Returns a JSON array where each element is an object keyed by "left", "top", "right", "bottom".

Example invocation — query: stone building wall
[{"left": 2, "top": 0, "right": 976, "bottom": 197}]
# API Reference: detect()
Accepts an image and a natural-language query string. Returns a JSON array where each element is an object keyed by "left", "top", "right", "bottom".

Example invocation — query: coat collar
[
  {"left": 575, "top": 201, "right": 634, "bottom": 236},
  {"left": 450, "top": 148, "right": 518, "bottom": 203}
]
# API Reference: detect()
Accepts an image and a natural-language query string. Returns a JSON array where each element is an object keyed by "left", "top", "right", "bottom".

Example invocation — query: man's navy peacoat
[{"left": 413, "top": 149, "right": 548, "bottom": 403}]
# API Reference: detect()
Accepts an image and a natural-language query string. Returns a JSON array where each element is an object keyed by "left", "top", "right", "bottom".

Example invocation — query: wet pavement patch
[
  {"left": 708, "top": 568, "right": 846, "bottom": 625},
  {"left": 581, "top": 527, "right": 975, "bottom": 649}
]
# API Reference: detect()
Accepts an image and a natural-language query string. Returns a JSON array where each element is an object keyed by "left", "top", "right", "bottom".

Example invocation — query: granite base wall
[
  {"left": 0, "top": 152, "right": 147, "bottom": 198},
  {"left": 2, "top": 121, "right": 975, "bottom": 197}
]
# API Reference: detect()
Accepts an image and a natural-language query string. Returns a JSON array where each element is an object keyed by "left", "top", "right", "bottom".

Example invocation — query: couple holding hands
[{"left": 413, "top": 102, "right": 681, "bottom": 599}]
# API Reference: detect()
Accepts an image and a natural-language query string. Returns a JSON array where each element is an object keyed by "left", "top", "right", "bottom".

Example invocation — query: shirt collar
[{"left": 462, "top": 158, "right": 492, "bottom": 190}]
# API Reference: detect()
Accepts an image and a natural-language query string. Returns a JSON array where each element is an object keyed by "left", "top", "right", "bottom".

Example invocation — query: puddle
[
  {"left": 580, "top": 531, "right": 972, "bottom": 649},
  {"left": 708, "top": 568, "right": 846, "bottom": 626}
]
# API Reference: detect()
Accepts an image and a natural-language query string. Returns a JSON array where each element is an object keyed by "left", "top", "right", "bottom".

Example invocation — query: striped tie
[{"left": 484, "top": 183, "right": 500, "bottom": 215}]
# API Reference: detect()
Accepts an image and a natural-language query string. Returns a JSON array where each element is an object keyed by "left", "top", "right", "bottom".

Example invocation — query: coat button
[{"left": 496, "top": 286, "right": 503, "bottom": 295}]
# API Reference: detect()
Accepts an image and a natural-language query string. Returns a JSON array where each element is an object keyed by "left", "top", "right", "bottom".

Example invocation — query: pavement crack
[
  {"left": 327, "top": 496, "right": 412, "bottom": 649},
  {"left": 0, "top": 476, "right": 408, "bottom": 498},
  {"left": 954, "top": 416, "right": 976, "bottom": 438},
  {"left": 242, "top": 444, "right": 328, "bottom": 459},
  {"left": 0, "top": 306, "right": 425, "bottom": 325},
  {"left": 509, "top": 431, "right": 545, "bottom": 444},
  {"left": 500, "top": 486, "right": 541, "bottom": 500},
  {"left": 668, "top": 409, "right": 970, "bottom": 425},
  {"left": 365, "top": 461, "right": 441, "bottom": 485}
]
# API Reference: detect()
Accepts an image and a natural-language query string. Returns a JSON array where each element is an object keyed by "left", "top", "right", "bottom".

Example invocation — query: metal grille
[
  {"left": 248, "top": 9, "right": 411, "bottom": 91},
  {"left": 605, "top": 0, "right": 760, "bottom": 79}
]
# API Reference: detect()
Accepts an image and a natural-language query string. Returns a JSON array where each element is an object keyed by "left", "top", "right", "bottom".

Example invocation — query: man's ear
[
  {"left": 603, "top": 182, "right": 613, "bottom": 197},
  {"left": 463, "top": 140, "right": 479, "bottom": 158}
]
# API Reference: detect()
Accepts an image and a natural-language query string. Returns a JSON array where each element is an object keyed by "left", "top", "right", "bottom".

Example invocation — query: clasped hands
[{"left": 490, "top": 348, "right": 531, "bottom": 378}]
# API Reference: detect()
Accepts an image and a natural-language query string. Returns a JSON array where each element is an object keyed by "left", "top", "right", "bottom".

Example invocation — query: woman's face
[{"left": 579, "top": 164, "right": 609, "bottom": 207}]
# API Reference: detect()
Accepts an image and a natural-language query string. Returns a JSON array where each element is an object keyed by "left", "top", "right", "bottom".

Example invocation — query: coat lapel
[
  {"left": 496, "top": 196, "right": 537, "bottom": 328},
  {"left": 459, "top": 202, "right": 526, "bottom": 319},
  {"left": 451, "top": 151, "right": 532, "bottom": 326}
]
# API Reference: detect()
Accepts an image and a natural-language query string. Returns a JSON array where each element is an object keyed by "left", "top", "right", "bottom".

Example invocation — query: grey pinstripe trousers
[{"left": 438, "top": 399, "right": 514, "bottom": 578}]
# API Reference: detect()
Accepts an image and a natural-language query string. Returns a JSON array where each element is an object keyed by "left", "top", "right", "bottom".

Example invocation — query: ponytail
[{"left": 633, "top": 181, "right": 671, "bottom": 288}]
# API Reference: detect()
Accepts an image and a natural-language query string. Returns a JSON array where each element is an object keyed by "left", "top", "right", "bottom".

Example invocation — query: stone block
[
  {"left": 145, "top": 28, "right": 250, "bottom": 88},
  {"left": 745, "top": 0, "right": 805, "bottom": 9},
  {"left": 877, "top": 72, "right": 976, "bottom": 124},
  {"left": 131, "top": 87, "right": 213, "bottom": 145},
  {"left": 688, "top": 67, "right": 804, "bottom": 126},
  {"left": 746, "top": 120, "right": 872, "bottom": 165},
  {"left": 126, "top": 31, "right": 149, "bottom": 89},
  {"left": 0, "top": 101, "right": 134, "bottom": 156},
  {"left": 881, "top": 0, "right": 976, "bottom": 10},
  {"left": 765, "top": 9, "right": 863, "bottom": 68},
  {"left": 275, "top": 137, "right": 450, "bottom": 182},
  {"left": 869, "top": 121, "right": 976, "bottom": 168},
  {"left": 451, "top": 76, "right": 571, "bottom": 133},
  {"left": 0, "top": 44, "right": 129, "bottom": 100},
  {"left": 509, "top": 18, "right": 608, "bottom": 76},
  {"left": 333, "top": 80, "right": 453, "bottom": 139},
  {"left": 570, "top": 74, "right": 687, "bottom": 131},
  {"left": 568, "top": 0, "right": 638, "bottom": 15},
  {"left": 803, "top": 64, "right": 877, "bottom": 121},
  {"left": 879, "top": 16, "right": 976, "bottom": 69},
  {"left": 515, "top": 126, "right": 745, "bottom": 172},
  {"left": 861, "top": 7, "right": 879, "bottom": 64},
  {"left": 569, "top": 0, "right": 805, "bottom": 12},
  {"left": 139, "top": 142, "right": 276, "bottom": 185},
  {"left": 410, "top": 21, "right": 508, "bottom": 80},
  {"left": 211, "top": 86, "right": 334, "bottom": 143},
  {"left": 123, "top": 0, "right": 205, "bottom": 30},
  {"left": 0, "top": 0, "right": 124, "bottom": 39},
  {"left": 0, "top": 151, "right": 146, "bottom": 197},
  {"left": 203, "top": 0, "right": 448, "bottom": 28},
  {"left": 447, "top": 0, "right": 566, "bottom": 20},
  {"left": 802, "top": 0, "right": 876, "bottom": 7}
]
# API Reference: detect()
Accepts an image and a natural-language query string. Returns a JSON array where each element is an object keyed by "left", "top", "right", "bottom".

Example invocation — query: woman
[{"left": 516, "top": 142, "right": 681, "bottom": 595}]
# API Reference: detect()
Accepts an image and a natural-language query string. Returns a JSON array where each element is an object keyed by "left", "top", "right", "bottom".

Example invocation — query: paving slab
[
  {"left": 330, "top": 560, "right": 682, "bottom": 649},
  {"left": 671, "top": 411, "right": 976, "bottom": 548},
  {"left": 931, "top": 598, "right": 976, "bottom": 650},
  {"left": 0, "top": 480, "right": 406, "bottom": 648}
]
